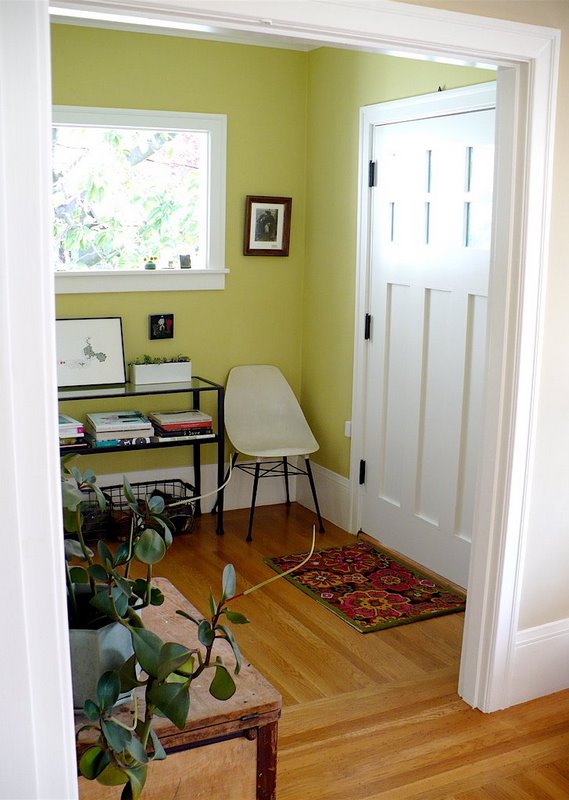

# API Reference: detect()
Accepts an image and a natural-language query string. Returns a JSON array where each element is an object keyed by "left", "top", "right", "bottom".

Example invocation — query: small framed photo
[
  {"left": 149, "top": 313, "right": 174, "bottom": 340},
  {"left": 243, "top": 195, "right": 292, "bottom": 256},
  {"left": 56, "top": 317, "right": 126, "bottom": 387}
]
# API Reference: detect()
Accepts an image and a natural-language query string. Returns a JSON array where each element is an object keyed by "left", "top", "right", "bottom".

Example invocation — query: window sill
[{"left": 55, "top": 269, "right": 229, "bottom": 294}]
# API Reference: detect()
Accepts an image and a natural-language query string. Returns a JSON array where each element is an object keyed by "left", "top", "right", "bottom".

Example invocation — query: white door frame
[{"left": 7, "top": 1, "right": 558, "bottom": 796}]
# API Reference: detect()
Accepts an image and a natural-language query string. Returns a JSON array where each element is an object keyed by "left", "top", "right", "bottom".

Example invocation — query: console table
[
  {"left": 76, "top": 578, "right": 282, "bottom": 800},
  {"left": 59, "top": 376, "right": 225, "bottom": 534}
]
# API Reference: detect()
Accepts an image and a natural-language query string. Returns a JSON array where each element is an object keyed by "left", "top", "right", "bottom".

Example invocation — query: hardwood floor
[{"left": 153, "top": 502, "right": 569, "bottom": 799}]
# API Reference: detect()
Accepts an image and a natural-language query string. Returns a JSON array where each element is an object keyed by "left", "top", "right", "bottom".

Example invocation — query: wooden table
[{"left": 76, "top": 578, "right": 282, "bottom": 800}]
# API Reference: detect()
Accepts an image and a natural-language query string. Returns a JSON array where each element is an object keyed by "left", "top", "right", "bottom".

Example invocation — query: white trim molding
[
  {"left": 297, "top": 462, "right": 352, "bottom": 533},
  {"left": 510, "top": 619, "right": 569, "bottom": 707}
]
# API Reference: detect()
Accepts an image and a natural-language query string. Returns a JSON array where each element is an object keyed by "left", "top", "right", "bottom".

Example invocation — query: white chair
[{"left": 224, "top": 364, "right": 325, "bottom": 541}]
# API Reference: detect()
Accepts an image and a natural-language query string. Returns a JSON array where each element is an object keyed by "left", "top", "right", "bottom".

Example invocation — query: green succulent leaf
[
  {"left": 110, "top": 568, "right": 133, "bottom": 598},
  {"left": 148, "top": 494, "right": 165, "bottom": 514},
  {"left": 65, "top": 539, "right": 91, "bottom": 561},
  {"left": 218, "top": 624, "right": 243, "bottom": 674},
  {"left": 209, "top": 663, "right": 236, "bottom": 701},
  {"left": 94, "top": 762, "right": 129, "bottom": 786},
  {"left": 131, "top": 627, "right": 163, "bottom": 677},
  {"left": 118, "top": 654, "right": 145, "bottom": 692},
  {"left": 157, "top": 642, "right": 192, "bottom": 681},
  {"left": 149, "top": 586, "right": 165, "bottom": 606},
  {"left": 147, "top": 681, "right": 189, "bottom": 729},
  {"left": 124, "top": 735, "right": 149, "bottom": 765},
  {"left": 197, "top": 619, "right": 214, "bottom": 648},
  {"left": 79, "top": 746, "right": 110, "bottom": 780},
  {"left": 88, "top": 564, "right": 109, "bottom": 582},
  {"left": 83, "top": 699, "right": 100, "bottom": 721},
  {"left": 68, "top": 565, "right": 89, "bottom": 583},
  {"left": 172, "top": 653, "right": 195, "bottom": 678},
  {"left": 62, "top": 482, "right": 85, "bottom": 511},
  {"left": 114, "top": 542, "right": 131, "bottom": 566},
  {"left": 90, "top": 586, "right": 129, "bottom": 619},
  {"left": 62, "top": 507, "right": 80, "bottom": 534},
  {"left": 208, "top": 591, "right": 217, "bottom": 616},
  {"left": 102, "top": 718, "right": 132, "bottom": 753},
  {"left": 121, "top": 766, "right": 147, "bottom": 800},
  {"left": 176, "top": 609, "right": 200, "bottom": 625},
  {"left": 97, "top": 670, "right": 121, "bottom": 711},
  {"left": 134, "top": 528, "right": 166, "bottom": 565},
  {"left": 223, "top": 609, "right": 250, "bottom": 625},
  {"left": 149, "top": 729, "right": 166, "bottom": 761},
  {"left": 97, "top": 539, "right": 114, "bottom": 566},
  {"left": 123, "top": 477, "right": 136, "bottom": 505},
  {"left": 221, "top": 564, "right": 236, "bottom": 600}
]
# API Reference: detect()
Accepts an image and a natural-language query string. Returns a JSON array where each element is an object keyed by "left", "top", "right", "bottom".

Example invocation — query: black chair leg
[
  {"left": 283, "top": 456, "right": 291, "bottom": 506},
  {"left": 305, "top": 457, "right": 325, "bottom": 533},
  {"left": 211, "top": 452, "right": 238, "bottom": 514},
  {"left": 247, "top": 461, "right": 261, "bottom": 542}
]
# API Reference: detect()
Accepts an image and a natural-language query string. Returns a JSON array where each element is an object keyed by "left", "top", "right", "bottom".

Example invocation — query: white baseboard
[
  {"left": 95, "top": 461, "right": 301, "bottom": 514},
  {"left": 296, "top": 461, "right": 352, "bottom": 532},
  {"left": 95, "top": 460, "right": 352, "bottom": 530},
  {"left": 509, "top": 618, "right": 569, "bottom": 706}
]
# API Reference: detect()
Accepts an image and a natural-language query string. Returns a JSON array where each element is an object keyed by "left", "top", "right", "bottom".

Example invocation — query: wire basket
[
  {"left": 102, "top": 479, "right": 197, "bottom": 538},
  {"left": 63, "top": 488, "right": 112, "bottom": 543}
]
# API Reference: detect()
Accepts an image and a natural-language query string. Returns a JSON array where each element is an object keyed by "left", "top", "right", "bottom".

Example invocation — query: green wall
[
  {"left": 302, "top": 48, "right": 494, "bottom": 476},
  {"left": 52, "top": 24, "right": 493, "bottom": 479},
  {"left": 52, "top": 24, "right": 308, "bottom": 475}
]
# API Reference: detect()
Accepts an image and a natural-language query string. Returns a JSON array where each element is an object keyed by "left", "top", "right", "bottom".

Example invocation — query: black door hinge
[
  {"left": 364, "top": 313, "right": 372, "bottom": 340},
  {"left": 368, "top": 160, "right": 376, "bottom": 188},
  {"left": 359, "top": 459, "right": 366, "bottom": 485}
]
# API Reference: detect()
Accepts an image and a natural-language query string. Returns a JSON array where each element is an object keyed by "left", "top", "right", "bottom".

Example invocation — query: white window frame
[{"left": 52, "top": 105, "right": 228, "bottom": 293}]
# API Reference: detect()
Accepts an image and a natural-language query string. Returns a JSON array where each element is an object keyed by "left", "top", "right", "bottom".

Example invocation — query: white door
[{"left": 360, "top": 86, "right": 495, "bottom": 588}]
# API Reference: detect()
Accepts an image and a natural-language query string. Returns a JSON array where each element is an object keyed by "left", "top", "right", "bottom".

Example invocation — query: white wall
[{"left": 0, "top": 1, "right": 78, "bottom": 797}]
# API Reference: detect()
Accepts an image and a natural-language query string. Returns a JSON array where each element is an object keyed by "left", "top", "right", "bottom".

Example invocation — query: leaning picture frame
[
  {"left": 243, "top": 195, "right": 292, "bottom": 256},
  {"left": 56, "top": 317, "right": 126, "bottom": 387}
]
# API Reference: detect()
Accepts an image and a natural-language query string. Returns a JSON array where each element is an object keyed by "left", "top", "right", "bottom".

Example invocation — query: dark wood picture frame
[{"left": 243, "top": 195, "right": 292, "bottom": 256}]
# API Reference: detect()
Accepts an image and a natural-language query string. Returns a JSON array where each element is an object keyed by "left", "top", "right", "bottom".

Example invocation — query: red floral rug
[{"left": 264, "top": 540, "right": 466, "bottom": 633}]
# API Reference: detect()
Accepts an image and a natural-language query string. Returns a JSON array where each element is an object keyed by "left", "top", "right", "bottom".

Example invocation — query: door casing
[{"left": 7, "top": 8, "right": 558, "bottom": 795}]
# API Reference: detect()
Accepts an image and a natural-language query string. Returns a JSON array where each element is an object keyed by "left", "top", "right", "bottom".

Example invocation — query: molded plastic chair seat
[{"left": 224, "top": 365, "right": 325, "bottom": 541}]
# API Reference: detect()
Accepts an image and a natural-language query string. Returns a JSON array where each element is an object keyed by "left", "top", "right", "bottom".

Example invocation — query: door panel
[{"left": 361, "top": 101, "right": 495, "bottom": 588}]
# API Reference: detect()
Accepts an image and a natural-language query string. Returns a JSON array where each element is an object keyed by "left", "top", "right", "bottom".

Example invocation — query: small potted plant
[
  {"left": 63, "top": 461, "right": 247, "bottom": 799},
  {"left": 128, "top": 354, "right": 192, "bottom": 385}
]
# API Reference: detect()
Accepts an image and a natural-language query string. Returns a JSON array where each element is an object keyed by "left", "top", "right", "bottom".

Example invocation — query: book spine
[
  {"left": 151, "top": 433, "right": 215, "bottom": 443},
  {"left": 156, "top": 422, "right": 213, "bottom": 431},
  {"left": 85, "top": 424, "right": 153, "bottom": 441},
  {"left": 85, "top": 435, "right": 152, "bottom": 448},
  {"left": 86, "top": 415, "right": 151, "bottom": 432},
  {"left": 153, "top": 426, "right": 213, "bottom": 438}
]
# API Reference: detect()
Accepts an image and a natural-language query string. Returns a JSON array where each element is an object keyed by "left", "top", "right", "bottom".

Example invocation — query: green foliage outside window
[{"left": 52, "top": 126, "right": 206, "bottom": 271}]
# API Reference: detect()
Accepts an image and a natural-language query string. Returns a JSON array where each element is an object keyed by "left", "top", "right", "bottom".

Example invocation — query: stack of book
[
  {"left": 59, "top": 413, "right": 85, "bottom": 448},
  {"left": 84, "top": 410, "right": 153, "bottom": 448},
  {"left": 148, "top": 410, "right": 214, "bottom": 442}
]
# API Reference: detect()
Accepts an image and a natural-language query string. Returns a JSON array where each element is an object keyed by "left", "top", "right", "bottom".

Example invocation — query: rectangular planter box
[{"left": 130, "top": 361, "right": 192, "bottom": 385}]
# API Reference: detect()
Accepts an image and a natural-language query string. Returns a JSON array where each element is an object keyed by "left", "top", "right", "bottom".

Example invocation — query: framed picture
[
  {"left": 56, "top": 317, "right": 126, "bottom": 388},
  {"left": 149, "top": 313, "right": 174, "bottom": 340},
  {"left": 243, "top": 195, "right": 292, "bottom": 256}
]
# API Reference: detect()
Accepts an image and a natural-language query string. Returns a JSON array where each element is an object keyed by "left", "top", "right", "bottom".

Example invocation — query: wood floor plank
[{"left": 139, "top": 502, "right": 569, "bottom": 800}]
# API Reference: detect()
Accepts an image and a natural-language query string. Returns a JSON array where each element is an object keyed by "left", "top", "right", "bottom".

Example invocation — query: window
[{"left": 52, "top": 107, "right": 227, "bottom": 293}]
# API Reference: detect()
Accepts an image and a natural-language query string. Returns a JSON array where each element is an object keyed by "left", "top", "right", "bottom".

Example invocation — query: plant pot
[
  {"left": 129, "top": 361, "right": 192, "bottom": 385},
  {"left": 69, "top": 621, "right": 133, "bottom": 710}
]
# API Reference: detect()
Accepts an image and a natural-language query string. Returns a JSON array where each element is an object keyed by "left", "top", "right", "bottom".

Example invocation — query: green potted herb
[{"left": 128, "top": 355, "right": 192, "bottom": 385}]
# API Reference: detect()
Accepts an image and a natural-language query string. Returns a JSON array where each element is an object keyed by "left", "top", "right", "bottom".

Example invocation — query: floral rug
[{"left": 264, "top": 540, "right": 466, "bottom": 633}]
